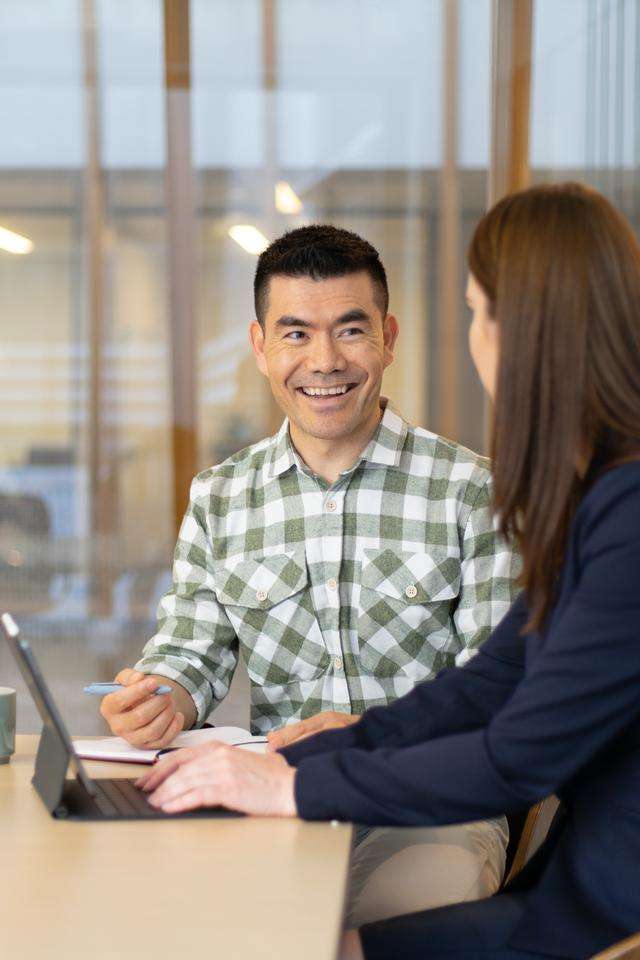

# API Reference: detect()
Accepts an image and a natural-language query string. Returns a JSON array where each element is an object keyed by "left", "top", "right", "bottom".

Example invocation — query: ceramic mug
[{"left": 0, "top": 687, "right": 16, "bottom": 763}]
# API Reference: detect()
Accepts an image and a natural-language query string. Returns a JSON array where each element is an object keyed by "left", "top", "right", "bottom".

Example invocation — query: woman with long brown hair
[{"left": 140, "top": 183, "right": 640, "bottom": 959}]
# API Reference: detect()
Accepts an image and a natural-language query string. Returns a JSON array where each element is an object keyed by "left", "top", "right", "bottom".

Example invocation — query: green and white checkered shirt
[{"left": 136, "top": 401, "right": 520, "bottom": 734}]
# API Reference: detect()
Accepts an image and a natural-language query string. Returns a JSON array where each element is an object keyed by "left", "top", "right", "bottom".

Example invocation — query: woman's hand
[
  {"left": 135, "top": 742, "right": 297, "bottom": 817},
  {"left": 267, "top": 711, "right": 361, "bottom": 751}
]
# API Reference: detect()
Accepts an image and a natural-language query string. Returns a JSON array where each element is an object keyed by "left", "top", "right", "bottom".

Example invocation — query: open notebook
[{"left": 72, "top": 726, "right": 267, "bottom": 764}]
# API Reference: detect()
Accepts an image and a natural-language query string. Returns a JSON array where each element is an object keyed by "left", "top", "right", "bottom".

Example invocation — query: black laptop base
[
  {"left": 32, "top": 724, "right": 243, "bottom": 822},
  {"left": 54, "top": 777, "right": 243, "bottom": 821}
]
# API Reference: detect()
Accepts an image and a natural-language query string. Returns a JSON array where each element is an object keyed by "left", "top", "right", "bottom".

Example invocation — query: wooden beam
[
  {"left": 489, "top": 0, "right": 533, "bottom": 204},
  {"left": 262, "top": 0, "right": 277, "bottom": 92},
  {"left": 163, "top": 0, "right": 198, "bottom": 537},
  {"left": 82, "top": 0, "right": 115, "bottom": 616},
  {"left": 261, "top": 0, "right": 284, "bottom": 436},
  {"left": 484, "top": 0, "right": 533, "bottom": 450},
  {"left": 436, "top": 0, "right": 461, "bottom": 442}
]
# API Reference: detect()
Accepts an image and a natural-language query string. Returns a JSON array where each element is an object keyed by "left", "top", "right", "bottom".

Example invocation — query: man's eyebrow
[
  {"left": 275, "top": 309, "right": 372, "bottom": 329},
  {"left": 335, "top": 309, "right": 372, "bottom": 326},
  {"left": 275, "top": 315, "right": 312, "bottom": 328}
]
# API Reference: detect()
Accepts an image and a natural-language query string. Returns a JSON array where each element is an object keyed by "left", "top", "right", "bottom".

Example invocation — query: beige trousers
[{"left": 345, "top": 818, "right": 508, "bottom": 927}]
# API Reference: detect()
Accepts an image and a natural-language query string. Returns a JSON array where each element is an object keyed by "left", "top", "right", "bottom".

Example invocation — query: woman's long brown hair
[{"left": 468, "top": 183, "right": 640, "bottom": 632}]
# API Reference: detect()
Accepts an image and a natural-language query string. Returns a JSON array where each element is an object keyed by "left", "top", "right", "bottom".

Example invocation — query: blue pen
[{"left": 83, "top": 682, "right": 173, "bottom": 696}]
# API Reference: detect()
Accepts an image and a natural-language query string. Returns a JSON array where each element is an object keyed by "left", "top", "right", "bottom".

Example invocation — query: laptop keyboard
[{"left": 92, "top": 778, "right": 158, "bottom": 817}]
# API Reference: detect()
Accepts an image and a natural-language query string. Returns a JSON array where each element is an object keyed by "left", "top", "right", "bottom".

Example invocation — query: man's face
[{"left": 250, "top": 271, "right": 398, "bottom": 444}]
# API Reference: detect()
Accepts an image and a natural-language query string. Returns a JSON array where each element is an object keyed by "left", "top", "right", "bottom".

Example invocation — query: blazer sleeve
[
  {"left": 281, "top": 592, "right": 528, "bottom": 766},
  {"left": 292, "top": 480, "right": 640, "bottom": 825}
]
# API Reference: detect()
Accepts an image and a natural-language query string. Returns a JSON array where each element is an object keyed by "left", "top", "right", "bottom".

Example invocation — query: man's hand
[
  {"left": 266, "top": 711, "right": 361, "bottom": 751},
  {"left": 135, "top": 742, "right": 297, "bottom": 817},
  {"left": 100, "top": 669, "right": 190, "bottom": 749}
]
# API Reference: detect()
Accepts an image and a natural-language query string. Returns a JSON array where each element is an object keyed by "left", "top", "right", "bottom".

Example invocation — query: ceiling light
[
  {"left": 0, "top": 226, "right": 34, "bottom": 255},
  {"left": 228, "top": 225, "right": 269, "bottom": 256},
  {"left": 275, "top": 181, "right": 303, "bottom": 214}
]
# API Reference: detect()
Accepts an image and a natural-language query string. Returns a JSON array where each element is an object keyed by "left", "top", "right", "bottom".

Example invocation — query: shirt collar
[
  {"left": 265, "top": 398, "right": 408, "bottom": 480},
  {"left": 265, "top": 418, "right": 299, "bottom": 480},
  {"left": 358, "top": 398, "right": 408, "bottom": 468}
]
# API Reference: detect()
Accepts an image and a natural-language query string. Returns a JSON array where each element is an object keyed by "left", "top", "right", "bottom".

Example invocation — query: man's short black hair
[{"left": 254, "top": 224, "right": 389, "bottom": 327}]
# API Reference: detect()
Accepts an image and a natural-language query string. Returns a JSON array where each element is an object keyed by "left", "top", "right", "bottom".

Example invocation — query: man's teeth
[{"left": 301, "top": 385, "right": 350, "bottom": 397}]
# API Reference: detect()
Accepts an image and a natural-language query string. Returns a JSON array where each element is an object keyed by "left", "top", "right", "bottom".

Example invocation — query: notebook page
[{"left": 72, "top": 725, "right": 263, "bottom": 764}]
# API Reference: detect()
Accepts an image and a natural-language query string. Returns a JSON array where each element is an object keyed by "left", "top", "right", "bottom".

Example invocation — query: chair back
[
  {"left": 503, "top": 803, "right": 544, "bottom": 886},
  {"left": 590, "top": 933, "right": 640, "bottom": 960},
  {"left": 503, "top": 797, "right": 561, "bottom": 887},
  {"left": 0, "top": 492, "right": 53, "bottom": 611}
]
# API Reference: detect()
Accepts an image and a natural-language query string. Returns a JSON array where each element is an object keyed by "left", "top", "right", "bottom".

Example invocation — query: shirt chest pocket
[
  {"left": 214, "top": 548, "right": 329, "bottom": 686},
  {"left": 358, "top": 548, "right": 462, "bottom": 678}
]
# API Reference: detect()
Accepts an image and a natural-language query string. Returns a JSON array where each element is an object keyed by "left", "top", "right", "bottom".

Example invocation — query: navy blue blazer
[{"left": 281, "top": 462, "right": 640, "bottom": 958}]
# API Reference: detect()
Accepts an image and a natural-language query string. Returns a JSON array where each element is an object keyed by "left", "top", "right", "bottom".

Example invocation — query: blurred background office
[{"left": 1, "top": 0, "right": 639, "bottom": 732}]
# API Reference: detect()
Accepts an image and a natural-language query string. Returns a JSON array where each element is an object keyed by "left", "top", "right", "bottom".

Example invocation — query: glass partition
[
  {"left": 530, "top": 0, "right": 640, "bottom": 232},
  {"left": 1, "top": 0, "right": 493, "bottom": 733}
]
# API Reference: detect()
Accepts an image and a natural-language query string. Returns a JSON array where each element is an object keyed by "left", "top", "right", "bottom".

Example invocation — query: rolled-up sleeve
[{"left": 135, "top": 478, "right": 238, "bottom": 726}]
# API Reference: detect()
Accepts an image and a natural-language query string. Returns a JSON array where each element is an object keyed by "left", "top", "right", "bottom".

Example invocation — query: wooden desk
[{"left": 0, "top": 735, "right": 352, "bottom": 960}]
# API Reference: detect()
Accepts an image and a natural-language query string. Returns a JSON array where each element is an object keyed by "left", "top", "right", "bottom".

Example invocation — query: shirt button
[
  {"left": 327, "top": 578, "right": 338, "bottom": 592},
  {"left": 326, "top": 500, "right": 337, "bottom": 512},
  {"left": 405, "top": 584, "right": 418, "bottom": 599},
  {"left": 333, "top": 656, "right": 343, "bottom": 671},
  {"left": 256, "top": 589, "right": 268, "bottom": 603}
]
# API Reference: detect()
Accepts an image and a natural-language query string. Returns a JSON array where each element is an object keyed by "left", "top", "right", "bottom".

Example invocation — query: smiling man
[
  {"left": 253, "top": 267, "right": 395, "bottom": 486},
  {"left": 101, "top": 225, "right": 519, "bottom": 924}
]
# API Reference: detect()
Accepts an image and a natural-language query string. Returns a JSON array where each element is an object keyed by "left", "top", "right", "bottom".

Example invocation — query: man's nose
[{"left": 308, "top": 334, "right": 347, "bottom": 373}]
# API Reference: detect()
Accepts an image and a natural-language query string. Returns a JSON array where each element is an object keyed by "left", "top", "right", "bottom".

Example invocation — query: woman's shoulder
[{"left": 577, "top": 459, "right": 640, "bottom": 545}]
